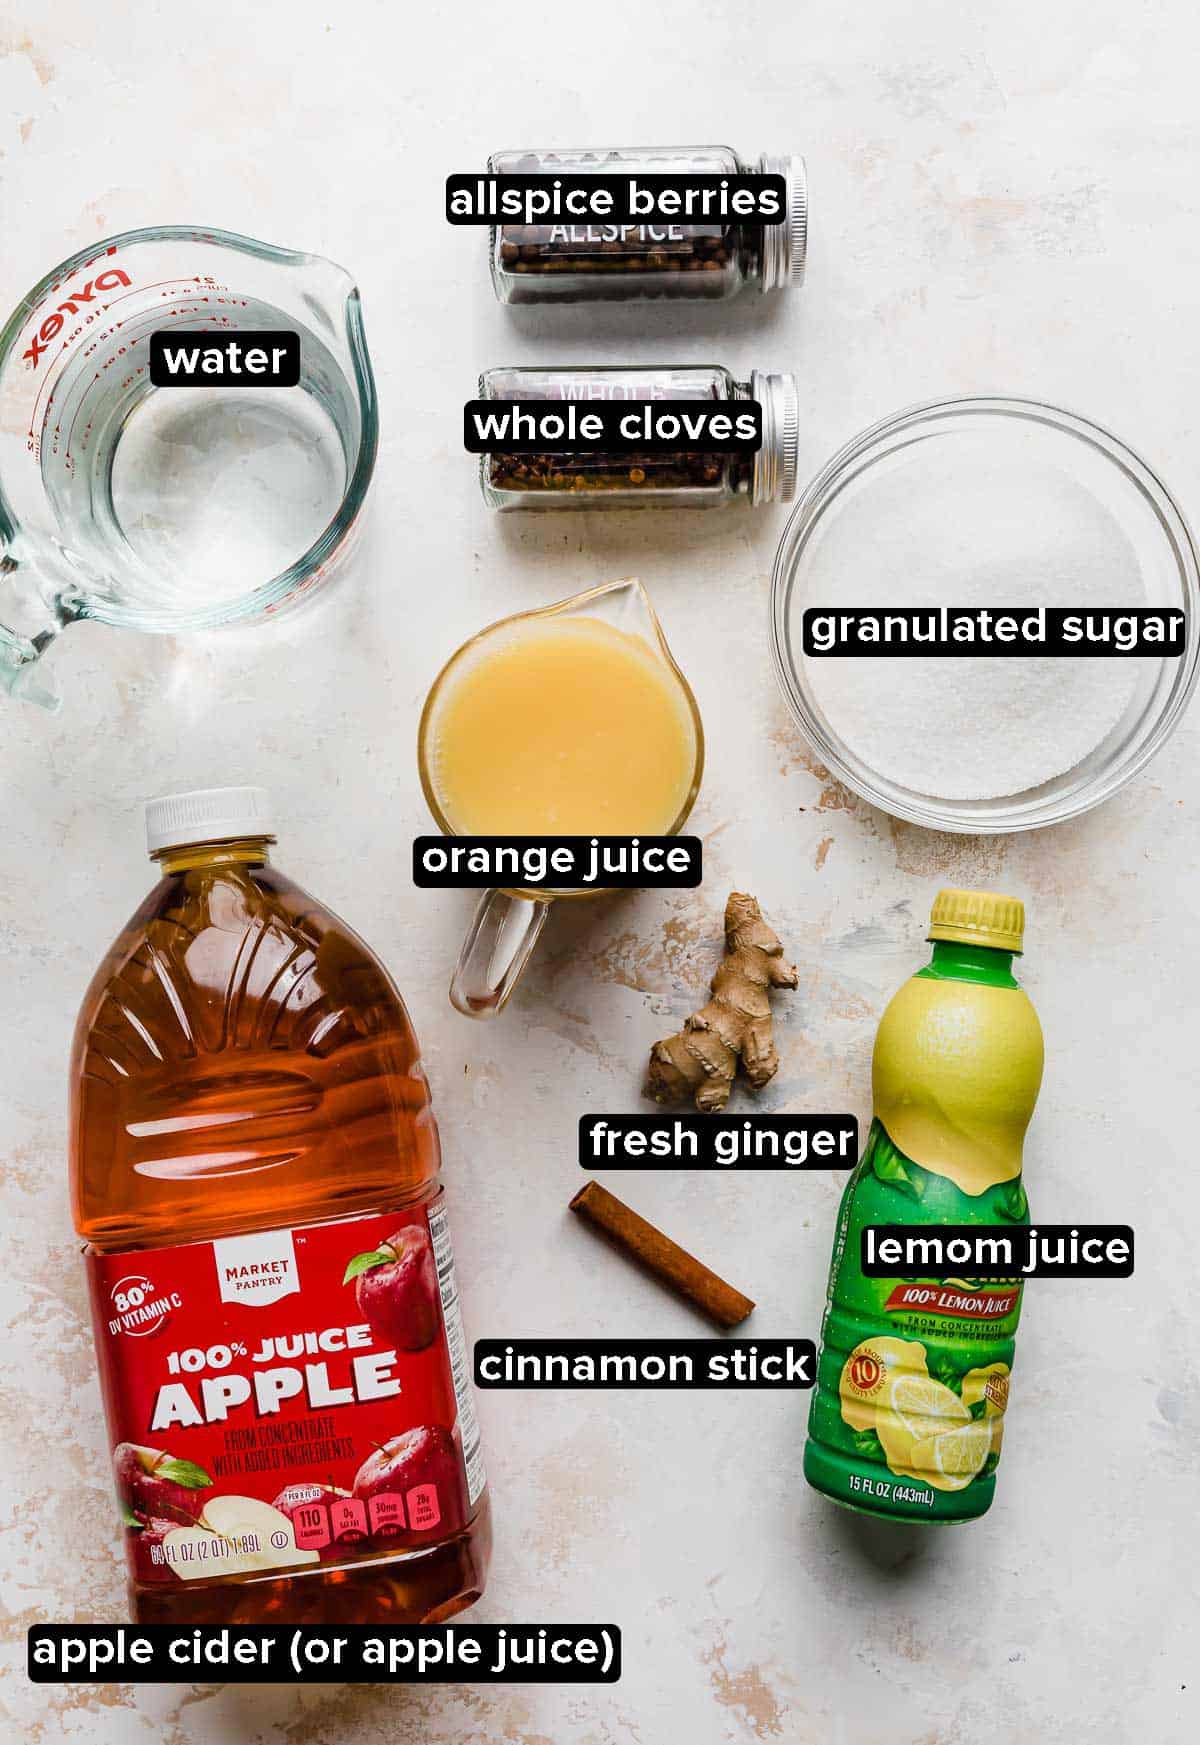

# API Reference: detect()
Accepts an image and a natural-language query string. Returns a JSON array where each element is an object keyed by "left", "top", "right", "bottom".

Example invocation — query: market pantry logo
[{"left": 213, "top": 1230, "right": 300, "bottom": 1307}]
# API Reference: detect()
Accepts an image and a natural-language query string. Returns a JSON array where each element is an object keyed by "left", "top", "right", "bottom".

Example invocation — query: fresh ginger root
[{"left": 646, "top": 892, "right": 798, "bottom": 1111}]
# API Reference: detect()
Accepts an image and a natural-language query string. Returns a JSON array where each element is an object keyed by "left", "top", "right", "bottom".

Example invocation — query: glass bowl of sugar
[{"left": 770, "top": 397, "right": 1200, "bottom": 832}]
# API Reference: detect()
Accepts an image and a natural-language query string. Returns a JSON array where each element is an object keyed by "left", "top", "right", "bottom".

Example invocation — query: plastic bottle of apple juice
[
  {"left": 71, "top": 789, "right": 491, "bottom": 1623},
  {"left": 804, "top": 889, "right": 1044, "bottom": 1522}
]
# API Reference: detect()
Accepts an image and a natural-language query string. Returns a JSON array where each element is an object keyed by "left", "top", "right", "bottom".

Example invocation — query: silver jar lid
[
  {"left": 751, "top": 371, "right": 800, "bottom": 505},
  {"left": 758, "top": 155, "right": 808, "bottom": 291}
]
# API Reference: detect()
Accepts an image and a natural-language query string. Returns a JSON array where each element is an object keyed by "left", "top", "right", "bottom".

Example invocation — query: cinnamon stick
[{"left": 569, "top": 1180, "right": 755, "bottom": 1330}]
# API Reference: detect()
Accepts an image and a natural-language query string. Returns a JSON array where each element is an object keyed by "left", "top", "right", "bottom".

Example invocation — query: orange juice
[{"left": 426, "top": 615, "right": 699, "bottom": 836}]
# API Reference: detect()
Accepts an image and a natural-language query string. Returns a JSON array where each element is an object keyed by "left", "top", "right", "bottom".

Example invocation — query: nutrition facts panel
[{"left": 430, "top": 1202, "right": 487, "bottom": 1506}]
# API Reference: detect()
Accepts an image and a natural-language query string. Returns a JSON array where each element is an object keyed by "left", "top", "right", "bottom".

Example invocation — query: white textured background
[{"left": 1, "top": 2, "right": 1198, "bottom": 1741}]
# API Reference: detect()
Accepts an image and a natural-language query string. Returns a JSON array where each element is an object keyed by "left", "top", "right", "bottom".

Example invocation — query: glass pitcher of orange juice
[{"left": 417, "top": 578, "right": 704, "bottom": 1017}]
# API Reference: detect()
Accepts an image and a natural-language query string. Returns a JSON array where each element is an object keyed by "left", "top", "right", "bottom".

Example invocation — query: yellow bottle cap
[{"left": 928, "top": 888, "right": 1025, "bottom": 954}]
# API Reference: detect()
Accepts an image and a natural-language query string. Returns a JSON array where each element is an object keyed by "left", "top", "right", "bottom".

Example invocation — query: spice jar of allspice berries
[
  {"left": 489, "top": 146, "right": 807, "bottom": 305},
  {"left": 477, "top": 365, "right": 800, "bottom": 510}
]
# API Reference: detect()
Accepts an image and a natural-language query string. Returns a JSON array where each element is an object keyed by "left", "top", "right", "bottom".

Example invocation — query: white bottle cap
[{"left": 145, "top": 786, "right": 274, "bottom": 855}]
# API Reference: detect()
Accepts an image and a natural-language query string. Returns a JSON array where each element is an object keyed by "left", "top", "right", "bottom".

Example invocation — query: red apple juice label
[{"left": 86, "top": 1195, "right": 486, "bottom": 1586}]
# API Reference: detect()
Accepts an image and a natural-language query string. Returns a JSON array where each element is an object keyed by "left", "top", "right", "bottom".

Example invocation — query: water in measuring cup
[
  {"left": 109, "top": 387, "right": 344, "bottom": 610},
  {"left": 40, "top": 294, "right": 351, "bottom": 621}
]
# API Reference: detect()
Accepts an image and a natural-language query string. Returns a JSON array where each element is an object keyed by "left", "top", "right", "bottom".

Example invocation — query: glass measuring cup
[
  {"left": 0, "top": 226, "right": 377, "bottom": 706},
  {"left": 417, "top": 578, "right": 705, "bottom": 1018}
]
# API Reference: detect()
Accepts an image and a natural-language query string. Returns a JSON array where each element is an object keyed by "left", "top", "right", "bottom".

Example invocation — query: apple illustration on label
[
  {"left": 163, "top": 1495, "right": 320, "bottom": 1581},
  {"left": 352, "top": 1424, "right": 465, "bottom": 1539},
  {"left": 344, "top": 1223, "right": 440, "bottom": 1350},
  {"left": 114, "top": 1442, "right": 211, "bottom": 1526}
]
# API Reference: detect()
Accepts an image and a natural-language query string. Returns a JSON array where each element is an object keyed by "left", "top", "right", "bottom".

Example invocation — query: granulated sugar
[{"left": 801, "top": 450, "right": 1145, "bottom": 800}]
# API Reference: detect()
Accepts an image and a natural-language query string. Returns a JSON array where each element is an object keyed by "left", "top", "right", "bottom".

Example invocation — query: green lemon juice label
[{"left": 803, "top": 889, "right": 1044, "bottom": 1524}]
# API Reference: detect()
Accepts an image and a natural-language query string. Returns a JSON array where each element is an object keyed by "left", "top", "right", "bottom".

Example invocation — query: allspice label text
[{"left": 447, "top": 173, "right": 787, "bottom": 227}]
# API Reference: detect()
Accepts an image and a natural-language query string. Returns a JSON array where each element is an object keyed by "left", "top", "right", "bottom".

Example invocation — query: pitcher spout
[{"left": 545, "top": 576, "right": 668, "bottom": 654}]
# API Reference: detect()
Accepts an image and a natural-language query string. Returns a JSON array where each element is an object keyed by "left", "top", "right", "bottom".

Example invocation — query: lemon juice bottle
[{"left": 804, "top": 890, "right": 1044, "bottom": 1522}]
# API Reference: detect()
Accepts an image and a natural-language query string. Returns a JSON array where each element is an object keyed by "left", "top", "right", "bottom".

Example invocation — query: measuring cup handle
[
  {"left": 0, "top": 559, "right": 65, "bottom": 710},
  {"left": 450, "top": 888, "right": 551, "bottom": 1018}
]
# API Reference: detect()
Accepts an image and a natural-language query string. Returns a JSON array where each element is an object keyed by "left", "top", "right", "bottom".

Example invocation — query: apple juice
[{"left": 70, "top": 788, "right": 491, "bottom": 1624}]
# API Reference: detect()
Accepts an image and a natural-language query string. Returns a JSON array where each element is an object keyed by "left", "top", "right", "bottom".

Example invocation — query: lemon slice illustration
[
  {"left": 888, "top": 1374, "right": 971, "bottom": 1442},
  {"left": 909, "top": 1420, "right": 993, "bottom": 1491},
  {"left": 876, "top": 1374, "right": 969, "bottom": 1480}
]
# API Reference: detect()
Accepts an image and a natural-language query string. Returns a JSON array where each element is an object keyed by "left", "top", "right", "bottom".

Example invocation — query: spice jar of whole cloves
[
  {"left": 488, "top": 146, "right": 807, "bottom": 305},
  {"left": 477, "top": 365, "right": 800, "bottom": 510}
]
